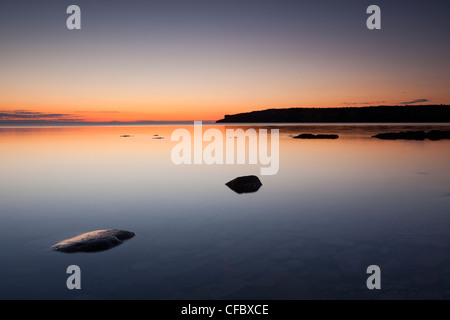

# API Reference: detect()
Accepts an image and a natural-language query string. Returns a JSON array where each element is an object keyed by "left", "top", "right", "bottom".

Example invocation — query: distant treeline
[{"left": 216, "top": 105, "right": 450, "bottom": 123}]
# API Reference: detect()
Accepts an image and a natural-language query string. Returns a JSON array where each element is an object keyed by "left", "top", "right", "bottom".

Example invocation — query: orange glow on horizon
[{"left": 1, "top": 99, "right": 450, "bottom": 123}]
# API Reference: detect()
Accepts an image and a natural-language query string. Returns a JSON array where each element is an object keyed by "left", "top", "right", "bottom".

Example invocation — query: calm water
[{"left": 1, "top": 124, "right": 450, "bottom": 299}]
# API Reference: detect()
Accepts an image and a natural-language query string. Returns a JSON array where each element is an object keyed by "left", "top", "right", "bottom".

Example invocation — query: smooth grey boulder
[
  {"left": 51, "top": 229, "right": 135, "bottom": 253},
  {"left": 293, "top": 133, "right": 339, "bottom": 139},
  {"left": 226, "top": 175, "right": 262, "bottom": 194}
]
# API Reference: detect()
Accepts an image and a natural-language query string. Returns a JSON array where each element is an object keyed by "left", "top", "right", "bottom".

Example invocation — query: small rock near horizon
[
  {"left": 373, "top": 130, "right": 450, "bottom": 141},
  {"left": 293, "top": 133, "right": 339, "bottom": 139}
]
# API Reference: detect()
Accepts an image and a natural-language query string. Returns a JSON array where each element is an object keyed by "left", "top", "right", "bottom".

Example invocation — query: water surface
[{"left": 1, "top": 124, "right": 449, "bottom": 299}]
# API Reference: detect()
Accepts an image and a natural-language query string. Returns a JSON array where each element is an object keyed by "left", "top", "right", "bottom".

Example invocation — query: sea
[{"left": 0, "top": 123, "right": 449, "bottom": 299}]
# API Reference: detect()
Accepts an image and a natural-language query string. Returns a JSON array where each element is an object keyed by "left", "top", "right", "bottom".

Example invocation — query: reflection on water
[{"left": 0, "top": 124, "right": 450, "bottom": 299}]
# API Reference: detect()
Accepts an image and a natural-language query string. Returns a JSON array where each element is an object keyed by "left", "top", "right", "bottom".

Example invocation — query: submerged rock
[
  {"left": 293, "top": 133, "right": 339, "bottom": 139},
  {"left": 51, "top": 229, "right": 135, "bottom": 253},
  {"left": 373, "top": 130, "right": 450, "bottom": 141},
  {"left": 226, "top": 175, "right": 262, "bottom": 194}
]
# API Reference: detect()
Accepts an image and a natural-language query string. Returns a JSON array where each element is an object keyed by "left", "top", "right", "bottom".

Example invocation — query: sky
[{"left": 0, "top": 0, "right": 449, "bottom": 122}]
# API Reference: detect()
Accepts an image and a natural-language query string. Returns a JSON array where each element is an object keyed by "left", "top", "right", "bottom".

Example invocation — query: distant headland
[{"left": 216, "top": 105, "right": 450, "bottom": 123}]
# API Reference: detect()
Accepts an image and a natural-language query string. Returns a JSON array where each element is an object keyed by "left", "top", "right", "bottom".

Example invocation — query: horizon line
[{"left": 1, "top": 104, "right": 449, "bottom": 125}]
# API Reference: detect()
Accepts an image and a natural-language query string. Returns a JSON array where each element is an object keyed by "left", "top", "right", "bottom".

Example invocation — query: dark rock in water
[
  {"left": 293, "top": 133, "right": 339, "bottom": 139},
  {"left": 120, "top": 135, "right": 132, "bottom": 138},
  {"left": 226, "top": 175, "right": 262, "bottom": 194},
  {"left": 152, "top": 136, "right": 164, "bottom": 139},
  {"left": 373, "top": 131, "right": 426, "bottom": 140},
  {"left": 51, "top": 229, "right": 135, "bottom": 253},
  {"left": 373, "top": 130, "right": 450, "bottom": 141}
]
